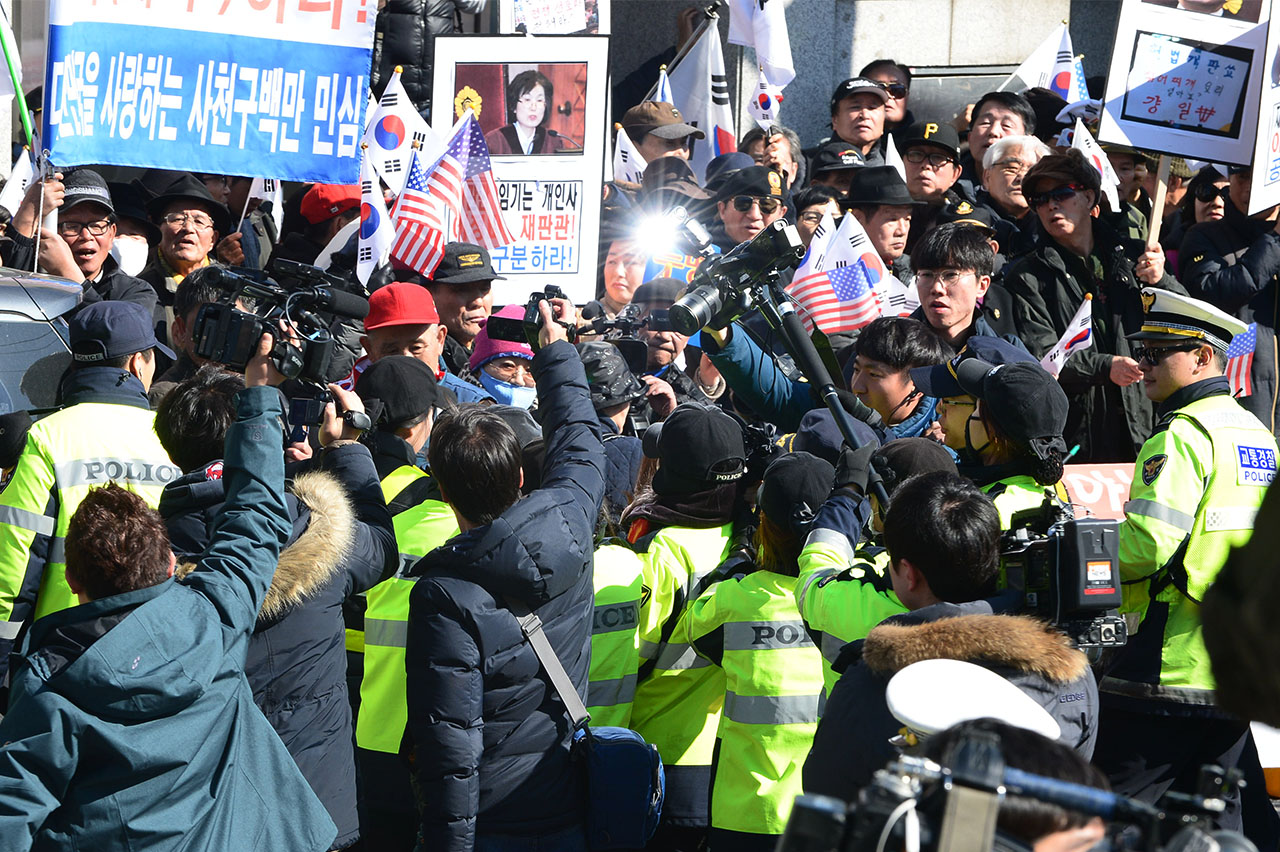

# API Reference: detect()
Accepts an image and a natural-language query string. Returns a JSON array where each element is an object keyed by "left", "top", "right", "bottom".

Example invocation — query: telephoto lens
[{"left": 668, "top": 282, "right": 723, "bottom": 336}]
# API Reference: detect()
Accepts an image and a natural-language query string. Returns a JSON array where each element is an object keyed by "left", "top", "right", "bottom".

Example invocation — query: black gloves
[{"left": 835, "top": 444, "right": 877, "bottom": 496}]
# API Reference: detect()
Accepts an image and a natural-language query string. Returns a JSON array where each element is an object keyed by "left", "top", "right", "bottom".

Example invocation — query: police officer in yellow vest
[
  {"left": 353, "top": 355, "right": 458, "bottom": 851},
  {"left": 687, "top": 451, "right": 831, "bottom": 851},
  {"left": 0, "top": 301, "right": 179, "bottom": 681},
  {"left": 1094, "top": 288, "right": 1280, "bottom": 846},
  {"left": 588, "top": 542, "right": 644, "bottom": 727}
]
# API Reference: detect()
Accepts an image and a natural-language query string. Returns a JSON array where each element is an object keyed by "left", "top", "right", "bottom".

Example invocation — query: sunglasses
[
  {"left": 879, "top": 82, "right": 909, "bottom": 99},
  {"left": 1193, "top": 183, "right": 1230, "bottom": 203},
  {"left": 732, "top": 195, "right": 782, "bottom": 215},
  {"left": 1132, "top": 343, "right": 1202, "bottom": 366},
  {"left": 1028, "top": 184, "right": 1088, "bottom": 209}
]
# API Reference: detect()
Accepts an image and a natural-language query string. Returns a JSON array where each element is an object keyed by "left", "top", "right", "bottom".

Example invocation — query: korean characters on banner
[
  {"left": 499, "top": 0, "right": 610, "bottom": 34},
  {"left": 432, "top": 35, "right": 609, "bottom": 305},
  {"left": 1251, "top": 0, "right": 1280, "bottom": 212},
  {"left": 1098, "top": 0, "right": 1271, "bottom": 173},
  {"left": 44, "top": 0, "right": 375, "bottom": 184}
]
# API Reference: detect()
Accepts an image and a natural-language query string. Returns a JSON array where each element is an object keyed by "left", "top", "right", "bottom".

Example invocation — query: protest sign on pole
[
  {"left": 432, "top": 35, "right": 608, "bottom": 305},
  {"left": 43, "top": 0, "right": 375, "bottom": 184},
  {"left": 1097, "top": 0, "right": 1270, "bottom": 169}
]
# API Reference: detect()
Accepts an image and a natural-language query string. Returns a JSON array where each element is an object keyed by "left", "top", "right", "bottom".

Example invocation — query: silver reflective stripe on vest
[
  {"left": 397, "top": 553, "right": 421, "bottom": 578},
  {"left": 1194, "top": 410, "right": 1264, "bottom": 431},
  {"left": 0, "top": 505, "right": 55, "bottom": 536},
  {"left": 0, "top": 619, "right": 21, "bottom": 640},
  {"left": 639, "top": 639, "right": 659, "bottom": 661},
  {"left": 820, "top": 632, "right": 845, "bottom": 664},
  {"left": 53, "top": 458, "right": 181, "bottom": 488},
  {"left": 1204, "top": 506, "right": 1259, "bottom": 532},
  {"left": 803, "top": 528, "right": 856, "bottom": 566},
  {"left": 593, "top": 601, "right": 639, "bottom": 635},
  {"left": 723, "top": 690, "right": 821, "bottom": 725},
  {"left": 1125, "top": 499, "right": 1196, "bottom": 532},
  {"left": 796, "top": 568, "right": 836, "bottom": 616},
  {"left": 588, "top": 673, "right": 638, "bottom": 708},
  {"left": 48, "top": 537, "right": 65, "bottom": 565},
  {"left": 723, "top": 620, "right": 816, "bottom": 651},
  {"left": 654, "top": 642, "right": 711, "bottom": 671},
  {"left": 365, "top": 618, "right": 409, "bottom": 648}
]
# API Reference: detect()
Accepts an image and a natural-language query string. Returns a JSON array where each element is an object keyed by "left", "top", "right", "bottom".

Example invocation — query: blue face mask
[{"left": 478, "top": 370, "right": 538, "bottom": 409}]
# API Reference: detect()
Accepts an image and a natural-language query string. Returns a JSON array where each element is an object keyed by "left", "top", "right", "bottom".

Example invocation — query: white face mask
[{"left": 110, "top": 235, "right": 151, "bottom": 277}]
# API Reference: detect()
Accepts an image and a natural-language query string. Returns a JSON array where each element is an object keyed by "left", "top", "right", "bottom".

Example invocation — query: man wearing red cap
[
  {"left": 274, "top": 183, "right": 361, "bottom": 265},
  {"left": 341, "top": 282, "right": 492, "bottom": 405}
]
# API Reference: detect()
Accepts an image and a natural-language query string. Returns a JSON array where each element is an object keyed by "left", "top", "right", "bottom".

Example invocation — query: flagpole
[
  {"left": 0, "top": 4, "right": 29, "bottom": 147},
  {"left": 641, "top": 9, "right": 718, "bottom": 103}
]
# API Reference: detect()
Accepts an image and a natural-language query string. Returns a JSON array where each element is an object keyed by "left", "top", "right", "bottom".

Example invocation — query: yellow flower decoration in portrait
[{"left": 455, "top": 86, "right": 482, "bottom": 120}]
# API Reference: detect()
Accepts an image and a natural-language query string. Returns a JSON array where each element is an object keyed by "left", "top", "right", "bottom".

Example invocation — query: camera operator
[
  {"left": 795, "top": 438, "right": 959, "bottom": 696},
  {"left": 803, "top": 471, "right": 1097, "bottom": 803},
  {"left": 148, "top": 266, "right": 250, "bottom": 402},
  {"left": 403, "top": 298, "right": 606, "bottom": 851},
  {"left": 621, "top": 403, "right": 753, "bottom": 851},
  {"left": 0, "top": 331, "right": 338, "bottom": 850},
  {"left": 0, "top": 301, "right": 181, "bottom": 683},
  {"left": 153, "top": 363, "right": 397, "bottom": 850},
  {"left": 576, "top": 340, "right": 646, "bottom": 531}
]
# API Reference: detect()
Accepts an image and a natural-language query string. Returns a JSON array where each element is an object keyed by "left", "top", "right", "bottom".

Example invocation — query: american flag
[
  {"left": 788, "top": 212, "right": 883, "bottom": 334},
  {"left": 444, "top": 112, "right": 516, "bottom": 249},
  {"left": 390, "top": 148, "right": 447, "bottom": 276},
  {"left": 1227, "top": 322, "right": 1257, "bottom": 397}
]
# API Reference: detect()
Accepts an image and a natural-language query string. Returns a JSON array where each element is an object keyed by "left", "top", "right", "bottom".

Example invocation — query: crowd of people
[{"left": 0, "top": 5, "right": 1278, "bottom": 852}]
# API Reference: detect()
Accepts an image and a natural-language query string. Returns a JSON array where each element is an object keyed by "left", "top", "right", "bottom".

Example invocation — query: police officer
[
  {"left": 0, "top": 301, "right": 180, "bottom": 679},
  {"left": 686, "top": 452, "right": 831, "bottom": 851},
  {"left": 588, "top": 541, "right": 645, "bottom": 727},
  {"left": 352, "top": 356, "right": 459, "bottom": 851},
  {"left": 1095, "top": 289, "right": 1280, "bottom": 846}
]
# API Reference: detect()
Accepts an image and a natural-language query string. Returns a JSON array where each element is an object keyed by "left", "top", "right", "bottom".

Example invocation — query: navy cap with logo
[
  {"left": 62, "top": 169, "right": 115, "bottom": 215},
  {"left": 643, "top": 403, "right": 746, "bottom": 495},
  {"left": 431, "top": 242, "right": 507, "bottom": 285},
  {"left": 757, "top": 451, "right": 835, "bottom": 536},
  {"left": 909, "top": 336, "right": 1037, "bottom": 399},
  {"left": 70, "top": 300, "right": 175, "bottom": 363},
  {"left": 902, "top": 121, "right": 962, "bottom": 162},
  {"left": 355, "top": 355, "right": 444, "bottom": 429},
  {"left": 812, "top": 141, "right": 866, "bottom": 175},
  {"left": 936, "top": 199, "right": 997, "bottom": 234},
  {"left": 716, "top": 165, "right": 786, "bottom": 202}
]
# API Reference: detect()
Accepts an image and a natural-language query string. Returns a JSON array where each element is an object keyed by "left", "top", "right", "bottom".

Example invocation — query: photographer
[
  {"left": 0, "top": 332, "right": 338, "bottom": 850},
  {"left": 803, "top": 471, "right": 1097, "bottom": 802},
  {"left": 154, "top": 364, "right": 397, "bottom": 851},
  {"left": 403, "top": 298, "right": 605, "bottom": 851}
]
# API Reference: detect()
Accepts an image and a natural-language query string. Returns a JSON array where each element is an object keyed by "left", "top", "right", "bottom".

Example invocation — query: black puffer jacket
[
  {"left": 159, "top": 443, "right": 396, "bottom": 850},
  {"left": 405, "top": 341, "right": 605, "bottom": 851},
  {"left": 804, "top": 601, "right": 1098, "bottom": 802},
  {"left": 372, "top": 0, "right": 485, "bottom": 115}
]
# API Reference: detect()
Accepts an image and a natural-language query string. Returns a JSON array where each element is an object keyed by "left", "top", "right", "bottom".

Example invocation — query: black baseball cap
[
  {"left": 953, "top": 359, "right": 1069, "bottom": 460},
  {"left": 577, "top": 340, "right": 646, "bottom": 410},
  {"left": 70, "top": 300, "right": 175, "bottom": 363},
  {"left": 355, "top": 355, "right": 443, "bottom": 429},
  {"left": 62, "top": 169, "right": 114, "bottom": 215},
  {"left": 431, "top": 243, "right": 507, "bottom": 285},
  {"left": 842, "top": 166, "right": 913, "bottom": 207},
  {"left": 812, "top": 141, "right": 866, "bottom": 174},
  {"left": 901, "top": 121, "right": 962, "bottom": 162},
  {"left": 830, "top": 77, "right": 890, "bottom": 112},
  {"left": 872, "top": 437, "right": 958, "bottom": 496},
  {"left": 758, "top": 451, "right": 835, "bottom": 536},
  {"left": 936, "top": 199, "right": 997, "bottom": 234},
  {"left": 716, "top": 165, "right": 786, "bottom": 202},
  {"left": 643, "top": 403, "right": 746, "bottom": 495},
  {"left": 909, "top": 336, "right": 1038, "bottom": 398}
]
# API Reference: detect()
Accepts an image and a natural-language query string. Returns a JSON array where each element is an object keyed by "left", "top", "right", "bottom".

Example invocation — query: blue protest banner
[{"left": 44, "top": 0, "right": 375, "bottom": 183}]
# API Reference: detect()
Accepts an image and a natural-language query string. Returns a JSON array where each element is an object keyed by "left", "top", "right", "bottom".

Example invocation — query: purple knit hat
[{"left": 469, "top": 304, "right": 535, "bottom": 372}]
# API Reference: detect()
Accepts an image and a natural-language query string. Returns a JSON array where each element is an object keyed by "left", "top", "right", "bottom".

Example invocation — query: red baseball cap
[
  {"left": 364, "top": 282, "right": 440, "bottom": 331},
  {"left": 300, "top": 182, "right": 361, "bottom": 224}
]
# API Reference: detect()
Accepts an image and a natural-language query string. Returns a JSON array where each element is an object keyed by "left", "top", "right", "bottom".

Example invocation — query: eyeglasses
[
  {"left": 904, "top": 150, "right": 956, "bottom": 169},
  {"left": 486, "top": 359, "right": 533, "bottom": 380},
  {"left": 938, "top": 397, "right": 976, "bottom": 409},
  {"left": 1028, "top": 184, "right": 1087, "bottom": 209},
  {"left": 799, "top": 211, "right": 842, "bottom": 225},
  {"left": 915, "top": 269, "right": 975, "bottom": 288},
  {"left": 1193, "top": 183, "right": 1230, "bottom": 203},
  {"left": 879, "top": 82, "right": 909, "bottom": 99},
  {"left": 732, "top": 195, "right": 782, "bottom": 215},
  {"left": 57, "top": 218, "right": 113, "bottom": 238},
  {"left": 162, "top": 212, "right": 215, "bottom": 231},
  {"left": 1132, "top": 343, "right": 1203, "bottom": 366}
]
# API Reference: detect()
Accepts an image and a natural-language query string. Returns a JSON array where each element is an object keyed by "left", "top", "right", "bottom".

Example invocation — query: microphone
[{"left": 304, "top": 287, "right": 370, "bottom": 320}]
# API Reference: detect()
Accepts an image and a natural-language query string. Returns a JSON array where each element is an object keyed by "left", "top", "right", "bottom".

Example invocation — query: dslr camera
[
  {"left": 998, "top": 497, "right": 1127, "bottom": 650},
  {"left": 486, "top": 284, "right": 572, "bottom": 348},
  {"left": 191, "top": 260, "right": 370, "bottom": 385}
]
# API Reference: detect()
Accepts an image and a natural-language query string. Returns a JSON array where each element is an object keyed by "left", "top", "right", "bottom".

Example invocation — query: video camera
[
  {"left": 780, "top": 731, "right": 1254, "bottom": 852},
  {"left": 668, "top": 219, "right": 805, "bottom": 337},
  {"left": 485, "top": 283, "right": 575, "bottom": 349},
  {"left": 998, "top": 497, "right": 1127, "bottom": 651},
  {"left": 190, "top": 259, "right": 370, "bottom": 385}
]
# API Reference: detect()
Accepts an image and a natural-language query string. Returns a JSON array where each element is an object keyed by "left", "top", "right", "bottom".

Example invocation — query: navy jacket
[
  {"left": 0, "top": 387, "right": 337, "bottom": 851},
  {"left": 405, "top": 340, "right": 606, "bottom": 851},
  {"left": 158, "top": 441, "right": 396, "bottom": 849}
]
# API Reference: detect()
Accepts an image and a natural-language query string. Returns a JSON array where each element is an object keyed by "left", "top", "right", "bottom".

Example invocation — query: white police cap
[
  {"left": 1128, "top": 288, "right": 1248, "bottom": 351},
  {"left": 886, "top": 659, "right": 1062, "bottom": 742}
]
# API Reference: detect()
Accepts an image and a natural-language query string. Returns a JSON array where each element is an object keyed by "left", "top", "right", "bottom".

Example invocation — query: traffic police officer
[
  {"left": 353, "top": 356, "right": 458, "bottom": 850},
  {"left": 0, "top": 301, "right": 179, "bottom": 679},
  {"left": 1095, "top": 289, "right": 1280, "bottom": 846}
]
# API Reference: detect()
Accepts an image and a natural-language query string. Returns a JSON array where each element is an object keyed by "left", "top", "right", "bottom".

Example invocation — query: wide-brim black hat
[
  {"left": 108, "top": 181, "right": 162, "bottom": 245},
  {"left": 144, "top": 172, "right": 233, "bottom": 235},
  {"left": 842, "top": 166, "right": 913, "bottom": 207}
]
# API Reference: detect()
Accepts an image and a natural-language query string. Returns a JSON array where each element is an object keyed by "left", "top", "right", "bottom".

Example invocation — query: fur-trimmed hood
[
  {"left": 862, "top": 613, "right": 1088, "bottom": 685},
  {"left": 177, "top": 471, "right": 355, "bottom": 622}
]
